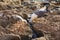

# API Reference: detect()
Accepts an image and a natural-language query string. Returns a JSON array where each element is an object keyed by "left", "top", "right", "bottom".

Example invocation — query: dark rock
[
  {"left": 33, "top": 22, "right": 60, "bottom": 40},
  {"left": 0, "top": 34, "right": 21, "bottom": 40}
]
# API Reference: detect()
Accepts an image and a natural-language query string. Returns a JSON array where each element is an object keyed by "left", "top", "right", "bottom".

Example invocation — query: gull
[{"left": 28, "top": 6, "right": 48, "bottom": 22}]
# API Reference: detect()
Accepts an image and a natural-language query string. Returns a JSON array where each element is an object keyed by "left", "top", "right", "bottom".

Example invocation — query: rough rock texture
[
  {"left": 0, "top": 34, "right": 21, "bottom": 40},
  {"left": 32, "top": 37, "right": 46, "bottom": 40},
  {"left": 6, "top": 21, "right": 33, "bottom": 39},
  {"left": 0, "top": 10, "right": 33, "bottom": 40},
  {"left": 32, "top": 17, "right": 60, "bottom": 40},
  {"left": 0, "top": 1, "right": 60, "bottom": 40}
]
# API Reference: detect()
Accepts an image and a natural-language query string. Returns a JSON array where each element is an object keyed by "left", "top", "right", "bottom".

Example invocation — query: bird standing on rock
[{"left": 28, "top": 6, "right": 49, "bottom": 22}]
